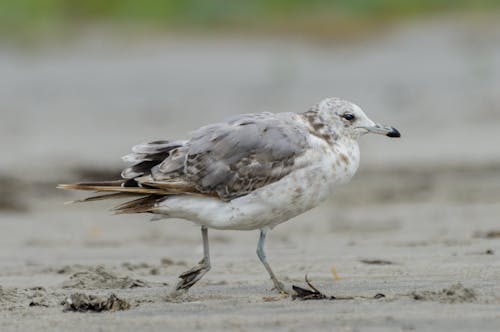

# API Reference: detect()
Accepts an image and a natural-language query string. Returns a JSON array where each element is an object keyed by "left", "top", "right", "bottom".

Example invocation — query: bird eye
[{"left": 343, "top": 113, "right": 355, "bottom": 121}]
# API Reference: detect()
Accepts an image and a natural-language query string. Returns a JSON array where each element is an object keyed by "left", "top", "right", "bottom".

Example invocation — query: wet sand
[{"left": 1, "top": 18, "right": 500, "bottom": 331}]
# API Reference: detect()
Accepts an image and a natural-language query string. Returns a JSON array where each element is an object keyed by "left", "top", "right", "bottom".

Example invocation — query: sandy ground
[{"left": 1, "top": 18, "right": 500, "bottom": 331}]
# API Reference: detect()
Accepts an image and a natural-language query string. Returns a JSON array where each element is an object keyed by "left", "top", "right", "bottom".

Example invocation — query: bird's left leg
[
  {"left": 256, "top": 228, "right": 288, "bottom": 294},
  {"left": 174, "top": 226, "right": 211, "bottom": 292}
]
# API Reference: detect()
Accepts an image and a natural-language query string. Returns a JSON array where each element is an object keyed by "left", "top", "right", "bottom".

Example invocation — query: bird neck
[{"left": 300, "top": 109, "right": 339, "bottom": 145}]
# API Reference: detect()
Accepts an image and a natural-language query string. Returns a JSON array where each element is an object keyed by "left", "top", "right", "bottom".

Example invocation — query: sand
[{"left": 1, "top": 17, "right": 500, "bottom": 331}]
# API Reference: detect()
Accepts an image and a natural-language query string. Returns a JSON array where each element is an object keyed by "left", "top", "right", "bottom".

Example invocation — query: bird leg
[
  {"left": 256, "top": 228, "right": 288, "bottom": 294},
  {"left": 174, "top": 226, "right": 211, "bottom": 292}
]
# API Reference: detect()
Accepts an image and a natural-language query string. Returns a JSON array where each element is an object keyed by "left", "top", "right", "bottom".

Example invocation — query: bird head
[{"left": 317, "top": 97, "right": 401, "bottom": 141}]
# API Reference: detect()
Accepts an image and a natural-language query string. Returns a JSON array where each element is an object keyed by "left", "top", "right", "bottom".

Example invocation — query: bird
[{"left": 58, "top": 97, "right": 400, "bottom": 294}]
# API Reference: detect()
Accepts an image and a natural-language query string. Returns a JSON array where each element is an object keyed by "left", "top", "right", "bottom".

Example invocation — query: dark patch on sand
[
  {"left": 43, "top": 264, "right": 90, "bottom": 275},
  {"left": 0, "top": 175, "right": 29, "bottom": 212},
  {"left": 62, "top": 266, "right": 149, "bottom": 289},
  {"left": 62, "top": 293, "right": 131, "bottom": 312},
  {"left": 411, "top": 283, "right": 477, "bottom": 303},
  {"left": 121, "top": 262, "right": 164, "bottom": 276},
  {"left": 27, "top": 287, "right": 50, "bottom": 307},
  {"left": 161, "top": 257, "right": 187, "bottom": 267},
  {"left": 474, "top": 230, "right": 500, "bottom": 239},
  {"left": 121, "top": 262, "right": 155, "bottom": 271},
  {"left": 359, "top": 259, "right": 395, "bottom": 265},
  {"left": 465, "top": 249, "right": 495, "bottom": 256}
]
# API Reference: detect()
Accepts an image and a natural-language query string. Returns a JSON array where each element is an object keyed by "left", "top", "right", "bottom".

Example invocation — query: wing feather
[
  {"left": 121, "top": 140, "right": 186, "bottom": 179},
  {"left": 148, "top": 113, "right": 310, "bottom": 200}
]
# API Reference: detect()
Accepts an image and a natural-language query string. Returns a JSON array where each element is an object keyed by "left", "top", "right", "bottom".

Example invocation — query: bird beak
[{"left": 359, "top": 124, "right": 401, "bottom": 138}]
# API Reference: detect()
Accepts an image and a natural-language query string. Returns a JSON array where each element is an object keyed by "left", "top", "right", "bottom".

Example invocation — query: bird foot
[
  {"left": 271, "top": 280, "right": 293, "bottom": 296},
  {"left": 174, "top": 259, "right": 211, "bottom": 292}
]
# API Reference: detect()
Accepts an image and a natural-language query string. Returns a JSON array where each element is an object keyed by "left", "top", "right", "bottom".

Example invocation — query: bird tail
[
  {"left": 57, "top": 180, "right": 167, "bottom": 214},
  {"left": 57, "top": 180, "right": 170, "bottom": 196},
  {"left": 57, "top": 178, "right": 209, "bottom": 214}
]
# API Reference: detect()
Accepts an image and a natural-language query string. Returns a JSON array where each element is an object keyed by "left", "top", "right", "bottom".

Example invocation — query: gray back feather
[{"left": 148, "top": 112, "right": 310, "bottom": 200}]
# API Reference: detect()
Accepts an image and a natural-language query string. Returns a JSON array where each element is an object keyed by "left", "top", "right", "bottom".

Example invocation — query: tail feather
[
  {"left": 58, "top": 179, "right": 204, "bottom": 196},
  {"left": 112, "top": 195, "right": 160, "bottom": 214},
  {"left": 66, "top": 192, "right": 135, "bottom": 204},
  {"left": 58, "top": 181, "right": 163, "bottom": 214},
  {"left": 58, "top": 179, "right": 200, "bottom": 214},
  {"left": 57, "top": 183, "right": 168, "bottom": 195}
]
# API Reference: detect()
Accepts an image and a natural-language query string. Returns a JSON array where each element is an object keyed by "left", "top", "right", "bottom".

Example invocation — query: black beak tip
[{"left": 386, "top": 127, "right": 401, "bottom": 138}]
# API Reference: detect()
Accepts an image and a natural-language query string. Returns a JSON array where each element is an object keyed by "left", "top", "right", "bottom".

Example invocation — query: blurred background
[{"left": 1, "top": 0, "right": 500, "bottom": 284}]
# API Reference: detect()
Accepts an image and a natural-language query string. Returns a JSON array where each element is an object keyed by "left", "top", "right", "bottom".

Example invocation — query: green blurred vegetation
[{"left": 1, "top": 0, "right": 499, "bottom": 38}]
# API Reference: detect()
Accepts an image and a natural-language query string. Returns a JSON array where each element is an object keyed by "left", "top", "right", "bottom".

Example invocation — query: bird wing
[{"left": 135, "top": 112, "right": 311, "bottom": 200}]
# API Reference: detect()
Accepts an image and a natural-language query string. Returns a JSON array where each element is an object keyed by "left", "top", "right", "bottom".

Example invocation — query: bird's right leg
[
  {"left": 256, "top": 228, "right": 288, "bottom": 294},
  {"left": 173, "top": 226, "right": 211, "bottom": 293}
]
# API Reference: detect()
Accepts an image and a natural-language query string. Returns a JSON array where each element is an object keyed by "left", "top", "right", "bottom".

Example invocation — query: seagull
[{"left": 58, "top": 97, "right": 400, "bottom": 294}]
